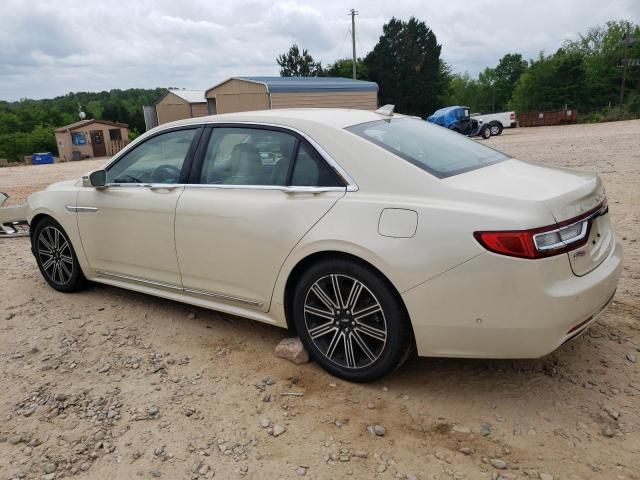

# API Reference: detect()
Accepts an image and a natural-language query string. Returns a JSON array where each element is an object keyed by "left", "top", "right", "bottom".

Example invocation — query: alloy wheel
[
  {"left": 37, "top": 226, "right": 74, "bottom": 285},
  {"left": 490, "top": 125, "right": 500, "bottom": 135},
  {"left": 303, "top": 274, "right": 387, "bottom": 369}
]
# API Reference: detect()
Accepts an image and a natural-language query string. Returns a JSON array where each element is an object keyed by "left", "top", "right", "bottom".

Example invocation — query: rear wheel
[
  {"left": 489, "top": 122, "right": 503, "bottom": 136},
  {"left": 32, "top": 217, "right": 86, "bottom": 292},
  {"left": 293, "top": 259, "right": 412, "bottom": 382}
]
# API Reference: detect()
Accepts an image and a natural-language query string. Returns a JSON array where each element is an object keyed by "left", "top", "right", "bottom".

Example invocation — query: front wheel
[
  {"left": 32, "top": 217, "right": 87, "bottom": 292},
  {"left": 292, "top": 259, "right": 412, "bottom": 382},
  {"left": 480, "top": 125, "right": 491, "bottom": 139}
]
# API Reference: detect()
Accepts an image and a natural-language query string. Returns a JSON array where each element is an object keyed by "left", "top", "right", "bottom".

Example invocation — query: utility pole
[{"left": 349, "top": 9, "right": 358, "bottom": 79}]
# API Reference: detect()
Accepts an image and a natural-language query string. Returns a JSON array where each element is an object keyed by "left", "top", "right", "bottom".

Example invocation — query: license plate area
[{"left": 568, "top": 213, "right": 613, "bottom": 276}]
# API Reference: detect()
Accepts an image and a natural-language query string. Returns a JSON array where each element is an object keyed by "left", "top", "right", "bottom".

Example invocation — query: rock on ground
[{"left": 275, "top": 337, "right": 310, "bottom": 365}]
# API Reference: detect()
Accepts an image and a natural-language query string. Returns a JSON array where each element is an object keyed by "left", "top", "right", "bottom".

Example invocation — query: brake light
[
  {"left": 474, "top": 231, "right": 538, "bottom": 258},
  {"left": 474, "top": 199, "right": 607, "bottom": 259},
  {"left": 510, "top": 112, "right": 516, "bottom": 120}
]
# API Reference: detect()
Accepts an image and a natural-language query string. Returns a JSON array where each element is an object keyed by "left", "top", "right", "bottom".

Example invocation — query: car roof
[
  {"left": 154, "top": 108, "right": 410, "bottom": 132},
  {"left": 433, "top": 106, "right": 468, "bottom": 114}
]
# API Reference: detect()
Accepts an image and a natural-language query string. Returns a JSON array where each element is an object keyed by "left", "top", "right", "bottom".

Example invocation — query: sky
[{"left": 1, "top": 0, "right": 638, "bottom": 101}]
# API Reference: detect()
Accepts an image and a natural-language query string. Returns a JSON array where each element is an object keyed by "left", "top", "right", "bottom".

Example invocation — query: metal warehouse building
[
  {"left": 204, "top": 77, "right": 379, "bottom": 115},
  {"left": 155, "top": 89, "right": 208, "bottom": 125}
]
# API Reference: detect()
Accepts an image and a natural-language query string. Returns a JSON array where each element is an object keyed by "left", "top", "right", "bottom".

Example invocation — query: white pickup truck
[{"left": 470, "top": 111, "right": 517, "bottom": 136}]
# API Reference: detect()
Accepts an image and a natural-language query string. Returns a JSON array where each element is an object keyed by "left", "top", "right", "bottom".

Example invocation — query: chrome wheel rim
[
  {"left": 303, "top": 274, "right": 387, "bottom": 369},
  {"left": 37, "top": 226, "right": 73, "bottom": 285},
  {"left": 490, "top": 125, "right": 499, "bottom": 135}
]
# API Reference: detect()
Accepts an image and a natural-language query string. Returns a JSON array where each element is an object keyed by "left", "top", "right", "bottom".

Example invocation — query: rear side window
[
  {"left": 291, "top": 143, "right": 344, "bottom": 187},
  {"left": 199, "top": 128, "right": 296, "bottom": 185},
  {"left": 347, "top": 118, "right": 509, "bottom": 178},
  {"left": 198, "top": 126, "right": 344, "bottom": 188}
]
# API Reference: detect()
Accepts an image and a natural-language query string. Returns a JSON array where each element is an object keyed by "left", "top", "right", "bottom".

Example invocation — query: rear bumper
[{"left": 402, "top": 241, "right": 623, "bottom": 358}]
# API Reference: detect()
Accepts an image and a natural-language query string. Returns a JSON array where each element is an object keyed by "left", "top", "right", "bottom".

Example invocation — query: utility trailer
[{"left": 519, "top": 109, "right": 578, "bottom": 127}]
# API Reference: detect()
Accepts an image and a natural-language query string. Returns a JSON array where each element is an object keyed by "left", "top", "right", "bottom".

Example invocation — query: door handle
[{"left": 148, "top": 184, "right": 179, "bottom": 191}]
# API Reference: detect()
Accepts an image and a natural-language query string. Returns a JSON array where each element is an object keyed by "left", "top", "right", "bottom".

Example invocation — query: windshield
[{"left": 346, "top": 117, "right": 509, "bottom": 178}]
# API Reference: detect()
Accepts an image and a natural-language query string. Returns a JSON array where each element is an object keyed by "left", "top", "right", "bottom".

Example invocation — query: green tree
[
  {"left": 365, "top": 17, "right": 444, "bottom": 116},
  {"left": 276, "top": 44, "right": 323, "bottom": 77},
  {"left": 441, "top": 72, "right": 483, "bottom": 111},
  {"left": 323, "top": 58, "right": 369, "bottom": 80},
  {"left": 439, "top": 54, "right": 527, "bottom": 113},
  {"left": 563, "top": 20, "right": 640, "bottom": 109},
  {"left": 510, "top": 50, "right": 587, "bottom": 112},
  {"left": 492, "top": 53, "right": 528, "bottom": 110}
]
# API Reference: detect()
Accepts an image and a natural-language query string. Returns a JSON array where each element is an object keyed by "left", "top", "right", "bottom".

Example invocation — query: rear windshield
[{"left": 346, "top": 117, "right": 509, "bottom": 178}]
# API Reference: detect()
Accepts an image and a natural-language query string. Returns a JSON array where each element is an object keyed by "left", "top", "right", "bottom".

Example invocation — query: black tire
[
  {"left": 292, "top": 259, "right": 412, "bottom": 382},
  {"left": 480, "top": 125, "right": 491, "bottom": 139},
  {"left": 32, "top": 217, "right": 87, "bottom": 293},
  {"left": 489, "top": 122, "right": 503, "bottom": 136}
]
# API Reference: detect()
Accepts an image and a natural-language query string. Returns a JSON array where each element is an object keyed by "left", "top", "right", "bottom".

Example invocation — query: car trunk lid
[{"left": 443, "top": 159, "right": 613, "bottom": 275}]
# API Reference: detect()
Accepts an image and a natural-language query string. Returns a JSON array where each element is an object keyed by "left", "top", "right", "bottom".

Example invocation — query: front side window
[
  {"left": 347, "top": 118, "right": 509, "bottom": 178},
  {"left": 107, "top": 129, "right": 197, "bottom": 184},
  {"left": 199, "top": 127, "right": 343, "bottom": 187}
]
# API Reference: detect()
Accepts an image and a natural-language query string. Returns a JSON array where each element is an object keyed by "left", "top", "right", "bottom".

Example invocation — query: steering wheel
[{"left": 151, "top": 164, "right": 182, "bottom": 183}]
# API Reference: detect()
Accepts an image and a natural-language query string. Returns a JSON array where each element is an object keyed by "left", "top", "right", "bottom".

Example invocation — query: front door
[
  {"left": 77, "top": 127, "right": 200, "bottom": 287},
  {"left": 175, "top": 125, "right": 346, "bottom": 311},
  {"left": 90, "top": 130, "right": 107, "bottom": 157}
]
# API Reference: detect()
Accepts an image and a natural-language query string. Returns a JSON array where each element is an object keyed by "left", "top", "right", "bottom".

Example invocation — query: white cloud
[{"left": 0, "top": 0, "right": 637, "bottom": 100}]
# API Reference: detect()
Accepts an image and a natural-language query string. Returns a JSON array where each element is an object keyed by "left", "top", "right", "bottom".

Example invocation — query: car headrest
[{"left": 230, "top": 144, "right": 263, "bottom": 178}]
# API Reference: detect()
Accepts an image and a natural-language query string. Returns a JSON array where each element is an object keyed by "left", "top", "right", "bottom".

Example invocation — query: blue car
[{"left": 426, "top": 106, "right": 491, "bottom": 139}]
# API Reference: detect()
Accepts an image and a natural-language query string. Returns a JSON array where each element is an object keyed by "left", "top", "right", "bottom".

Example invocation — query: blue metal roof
[{"left": 237, "top": 76, "right": 378, "bottom": 93}]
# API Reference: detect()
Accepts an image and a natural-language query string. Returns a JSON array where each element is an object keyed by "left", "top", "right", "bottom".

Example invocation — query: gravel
[{"left": 490, "top": 458, "right": 507, "bottom": 469}]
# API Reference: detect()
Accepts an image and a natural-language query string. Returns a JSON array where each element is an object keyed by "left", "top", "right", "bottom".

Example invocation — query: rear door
[
  {"left": 77, "top": 126, "right": 201, "bottom": 287},
  {"left": 175, "top": 125, "right": 347, "bottom": 311}
]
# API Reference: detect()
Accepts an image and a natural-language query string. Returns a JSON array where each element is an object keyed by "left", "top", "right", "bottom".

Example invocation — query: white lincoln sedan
[{"left": 3, "top": 108, "right": 622, "bottom": 381}]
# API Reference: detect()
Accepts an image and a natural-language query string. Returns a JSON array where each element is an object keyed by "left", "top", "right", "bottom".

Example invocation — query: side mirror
[{"left": 89, "top": 170, "right": 107, "bottom": 187}]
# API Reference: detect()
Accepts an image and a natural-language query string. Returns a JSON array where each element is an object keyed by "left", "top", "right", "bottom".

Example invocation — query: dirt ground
[{"left": 0, "top": 120, "right": 639, "bottom": 480}]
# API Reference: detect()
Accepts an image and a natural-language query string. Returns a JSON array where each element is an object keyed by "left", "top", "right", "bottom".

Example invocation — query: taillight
[
  {"left": 474, "top": 199, "right": 607, "bottom": 259},
  {"left": 510, "top": 112, "right": 515, "bottom": 120},
  {"left": 474, "top": 230, "right": 539, "bottom": 258}
]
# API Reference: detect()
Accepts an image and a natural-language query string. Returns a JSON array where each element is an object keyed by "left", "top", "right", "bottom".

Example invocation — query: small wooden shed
[
  {"left": 54, "top": 119, "right": 128, "bottom": 161},
  {"left": 155, "top": 90, "right": 208, "bottom": 125},
  {"left": 205, "top": 77, "right": 379, "bottom": 114}
]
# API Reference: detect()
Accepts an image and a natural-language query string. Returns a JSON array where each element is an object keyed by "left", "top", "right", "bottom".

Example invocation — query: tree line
[
  {"left": 278, "top": 19, "right": 640, "bottom": 121},
  {"left": 0, "top": 88, "right": 164, "bottom": 162}
]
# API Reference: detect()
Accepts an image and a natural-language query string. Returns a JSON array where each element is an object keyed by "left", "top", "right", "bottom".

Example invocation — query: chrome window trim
[
  {"left": 182, "top": 184, "right": 345, "bottom": 193},
  {"left": 99, "top": 183, "right": 345, "bottom": 194},
  {"left": 96, "top": 270, "right": 264, "bottom": 307},
  {"left": 103, "top": 121, "right": 359, "bottom": 192}
]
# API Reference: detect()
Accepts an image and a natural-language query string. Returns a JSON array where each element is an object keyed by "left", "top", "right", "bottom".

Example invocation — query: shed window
[
  {"left": 109, "top": 129, "right": 122, "bottom": 141},
  {"left": 71, "top": 132, "right": 86, "bottom": 145}
]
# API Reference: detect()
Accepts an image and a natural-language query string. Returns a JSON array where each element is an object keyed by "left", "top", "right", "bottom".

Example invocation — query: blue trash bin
[{"left": 31, "top": 152, "right": 54, "bottom": 165}]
